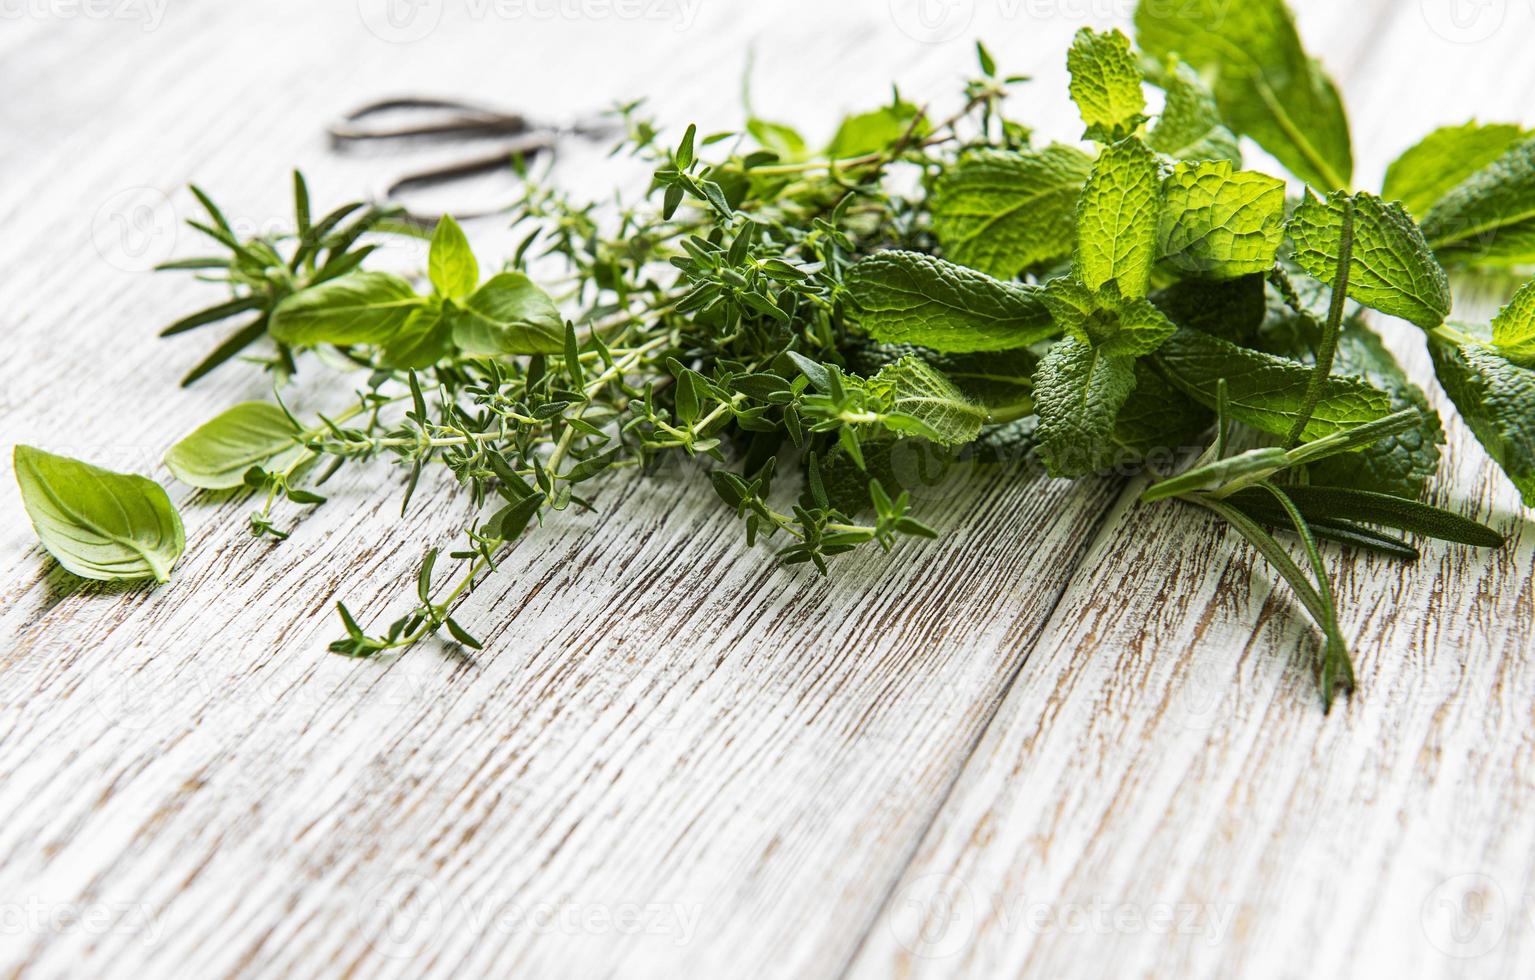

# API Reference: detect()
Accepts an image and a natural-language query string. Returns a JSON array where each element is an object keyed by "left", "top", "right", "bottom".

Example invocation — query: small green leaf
[
  {"left": 1041, "top": 277, "right": 1176, "bottom": 357},
  {"left": 14, "top": 446, "right": 185, "bottom": 583},
  {"left": 165, "top": 402, "right": 305, "bottom": 490},
  {"left": 1075, "top": 137, "right": 1162, "bottom": 299},
  {"left": 270, "top": 271, "right": 423, "bottom": 347},
  {"left": 844, "top": 250, "right": 1055, "bottom": 353},
  {"left": 1146, "top": 58, "right": 1240, "bottom": 164},
  {"left": 825, "top": 100, "right": 924, "bottom": 158},
  {"left": 428, "top": 215, "right": 479, "bottom": 301},
  {"left": 929, "top": 145, "right": 1093, "bottom": 277},
  {"left": 452, "top": 272, "right": 564, "bottom": 355},
  {"left": 867, "top": 356, "right": 988, "bottom": 446},
  {"left": 1422, "top": 137, "right": 1535, "bottom": 266},
  {"left": 1288, "top": 191, "right": 1451, "bottom": 329},
  {"left": 1430, "top": 338, "right": 1535, "bottom": 506},
  {"left": 1158, "top": 161, "right": 1285, "bottom": 278},
  {"left": 1491, "top": 280, "right": 1535, "bottom": 367},
  {"left": 1032, "top": 337, "right": 1138, "bottom": 477},
  {"left": 1143, "top": 447, "right": 1290, "bottom": 502},
  {"left": 1383, "top": 121, "right": 1526, "bottom": 219},
  {"left": 1066, "top": 28, "right": 1147, "bottom": 143}
]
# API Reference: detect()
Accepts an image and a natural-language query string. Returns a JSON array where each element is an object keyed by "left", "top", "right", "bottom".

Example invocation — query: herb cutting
[{"left": 17, "top": 0, "right": 1535, "bottom": 709}]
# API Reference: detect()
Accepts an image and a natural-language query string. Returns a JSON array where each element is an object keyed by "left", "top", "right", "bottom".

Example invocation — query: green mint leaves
[
  {"left": 843, "top": 251, "right": 1055, "bottom": 352},
  {"left": 1075, "top": 138, "right": 1162, "bottom": 298},
  {"left": 929, "top": 146, "right": 1092, "bottom": 277},
  {"left": 1158, "top": 161, "right": 1285, "bottom": 278},
  {"left": 1422, "top": 138, "right": 1535, "bottom": 266},
  {"left": 1067, "top": 28, "right": 1148, "bottom": 144},
  {"left": 1135, "top": 0, "right": 1352, "bottom": 190},
  {"left": 1383, "top": 121, "right": 1527, "bottom": 219},
  {"left": 1032, "top": 338, "right": 1138, "bottom": 477},
  {"left": 14, "top": 446, "right": 185, "bottom": 583}
]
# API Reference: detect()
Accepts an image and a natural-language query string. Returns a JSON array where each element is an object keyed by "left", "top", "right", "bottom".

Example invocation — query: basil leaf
[
  {"left": 1075, "top": 137, "right": 1162, "bottom": 298},
  {"left": 1066, "top": 28, "right": 1147, "bottom": 144},
  {"left": 1158, "top": 161, "right": 1285, "bottom": 278},
  {"left": 165, "top": 401, "right": 305, "bottom": 490},
  {"left": 1490, "top": 280, "right": 1535, "bottom": 367},
  {"left": 1041, "top": 277, "right": 1176, "bottom": 357},
  {"left": 428, "top": 215, "right": 479, "bottom": 301},
  {"left": 451, "top": 272, "right": 565, "bottom": 355},
  {"left": 1383, "top": 121, "right": 1526, "bottom": 219},
  {"left": 929, "top": 145, "right": 1092, "bottom": 277},
  {"left": 1135, "top": 0, "right": 1352, "bottom": 191},
  {"left": 1287, "top": 191, "right": 1452, "bottom": 329},
  {"left": 843, "top": 250, "right": 1055, "bottom": 353},
  {"left": 270, "top": 271, "right": 423, "bottom": 347},
  {"left": 868, "top": 356, "right": 988, "bottom": 446},
  {"left": 14, "top": 446, "right": 185, "bottom": 583},
  {"left": 1146, "top": 58, "right": 1240, "bottom": 165},
  {"left": 1032, "top": 337, "right": 1138, "bottom": 477},
  {"left": 382, "top": 307, "right": 454, "bottom": 370},
  {"left": 1422, "top": 138, "right": 1535, "bottom": 266},
  {"left": 1430, "top": 338, "right": 1535, "bottom": 506},
  {"left": 1153, "top": 327, "right": 1391, "bottom": 441}
]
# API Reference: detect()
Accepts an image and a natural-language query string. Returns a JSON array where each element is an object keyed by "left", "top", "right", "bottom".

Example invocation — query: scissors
[{"left": 327, "top": 96, "right": 615, "bottom": 223}]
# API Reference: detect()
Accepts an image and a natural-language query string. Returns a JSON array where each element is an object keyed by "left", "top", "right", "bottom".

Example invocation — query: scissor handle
[{"left": 329, "top": 97, "right": 532, "bottom": 146}]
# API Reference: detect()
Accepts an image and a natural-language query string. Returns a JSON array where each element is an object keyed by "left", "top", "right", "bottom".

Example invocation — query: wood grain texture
[{"left": 0, "top": 2, "right": 1530, "bottom": 979}]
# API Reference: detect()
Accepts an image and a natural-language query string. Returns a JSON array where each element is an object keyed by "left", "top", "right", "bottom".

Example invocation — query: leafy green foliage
[
  {"left": 1066, "top": 28, "right": 1147, "bottom": 143},
  {"left": 844, "top": 251, "right": 1055, "bottom": 352},
  {"left": 1491, "top": 280, "right": 1535, "bottom": 366},
  {"left": 1422, "top": 138, "right": 1535, "bottom": 266},
  {"left": 451, "top": 273, "right": 565, "bottom": 355},
  {"left": 1430, "top": 338, "right": 1535, "bottom": 506},
  {"left": 1032, "top": 337, "right": 1137, "bottom": 477},
  {"left": 1145, "top": 58, "right": 1240, "bottom": 164},
  {"left": 1383, "top": 121, "right": 1526, "bottom": 218},
  {"left": 1075, "top": 138, "right": 1162, "bottom": 297},
  {"left": 1288, "top": 191, "right": 1452, "bottom": 329},
  {"left": 14, "top": 446, "right": 185, "bottom": 583},
  {"left": 270, "top": 271, "right": 423, "bottom": 347},
  {"left": 1135, "top": 0, "right": 1352, "bottom": 190},
  {"left": 1041, "top": 277, "right": 1176, "bottom": 357},
  {"left": 165, "top": 401, "right": 305, "bottom": 490},
  {"left": 929, "top": 146, "right": 1092, "bottom": 277},
  {"left": 1158, "top": 161, "right": 1285, "bottom": 278}
]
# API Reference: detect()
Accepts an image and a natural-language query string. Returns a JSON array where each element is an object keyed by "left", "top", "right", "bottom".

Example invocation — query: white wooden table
[{"left": 3, "top": 2, "right": 1534, "bottom": 977}]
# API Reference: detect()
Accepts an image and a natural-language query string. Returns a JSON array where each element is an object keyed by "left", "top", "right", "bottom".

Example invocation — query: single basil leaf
[
  {"left": 382, "top": 307, "right": 454, "bottom": 370},
  {"left": 428, "top": 215, "right": 479, "bottom": 301},
  {"left": 1134, "top": 0, "right": 1352, "bottom": 191},
  {"left": 452, "top": 272, "right": 564, "bottom": 356},
  {"left": 1430, "top": 338, "right": 1535, "bottom": 506},
  {"left": 1075, "top": 137, "right": 1162, "bottom": 298},
  {"left": 270, "top": 271, "right": 423, "bottom": 347},
  {"left": 1041, "top": 277, "right": 1176, "bottom": 357},
  {"left": 1146, "top": 58, "right": 1241, "bottom": 165},
  {"left": 14, "top": 446, "right": 185, "bottom": 583},
  {"left": 1151, "top": 273, "right": 1267, "bottom": 344},
  {"left": 165, "top": 402, "right": 305, "bottom": 490},
  {"left": 1383, "top": 121, "right": 1526, "bottom": 219},
  {"left": 1066, "top": 28, "right": 1147, "bottom": 143},
  {"left": 1422, "top": 138, "right": 1535, "bottom": 266},
  {"left": 1490, "top": 280, "right": 1535, "bottom": 367},
  {"left": 1288, "top": 191, "right": 1452, "bottom": 329},
  {"left": 929, "top": 145, "right": 1093, "bottom": 277},
  {"left": 1158, "top": 161, "right": 1285, "bottom": 278},
  {"left": 844, "top": 250, "right": 1055, "bottom": 353},
  {"left": 826, "top": 100, "right": 925, "bottom": 158},
  {"left": 1153, "top": 327, "right": 1391, "bottom": 441},
  {"left": 867, "top": 356, "right": 988, "bottom": 446},
  {"left": 1032, "top": 337, "right": 1138, "bottom": 477}
]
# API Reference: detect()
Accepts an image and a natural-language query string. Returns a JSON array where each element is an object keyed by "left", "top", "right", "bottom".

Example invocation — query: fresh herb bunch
[{"left": 18, "top": 0, "right": 1535, "bottom": 709}]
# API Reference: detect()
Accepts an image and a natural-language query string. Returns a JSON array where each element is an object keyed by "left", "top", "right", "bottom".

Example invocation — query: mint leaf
[
  {"left": 1383, "top": 121, "right": 1526, "bottom": 219},
  {"left": 428, "top": 215, "right": 479, "bottom": 301},
  {"left": 925, "top": 348, "right": 1037, "bottom": 415},
  {"left": 1041, "top": 277, "right": 1176, "bottom": 357},
  {"left": 451, "top": 272, "right": 564, "bottom": 355},
  {"left": 1153, "top": 327, "right": 1391, "bottom": 441},
  {"left": 1151, "top": 274, "right": 1267, "bottom": 344},
  {"left": 1067, "top": 28, "right": 1147, "bottom": 143},
  {"left": 1491, "top": 280, "right": 1535, "bottom": 366},
  {"left": 14, "top": 446, "right": 185, "bottom": 583},
  {"left": 1075, "top": 138, "right": 1162, "bottom": 298},
  {"left": 868, "top": 356, "right": 989, "bottom": 445},
  {"left": 1158, "top": 161, "right": 1285, "bottom": 278},
  {"left": 930, "top": 146, "right": 1092, "bottom": 277},
  {"left": 844, "top": 250, "right": 1055, "bottom": 353},
  {"left": 1422, "top": 138, "right": 1535, "bottom": 266},
  {"left": 1111, "top": 360, "right": 1213, "bottom": 462},
  {"left": 270, "top": 271, "right": 423, "bottom": 347},
  {"left": 1032, "top": 337, "right": 1137, "bottom": 476},
  {"left": 1135, "top": 0, "right": 1352, "bottom": 190},
  {"left": 1288, "top": 191, "right": 1451, "bottom": 329},
  {"left": 165, "top": 401, "right": 304, "bottom": 490},
  {"left": 1146, "top": 58, "right": 1240, "bottom": 164},
  {"left": 1430, "top": 338, "right": 1535, "bottom": 506}
]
